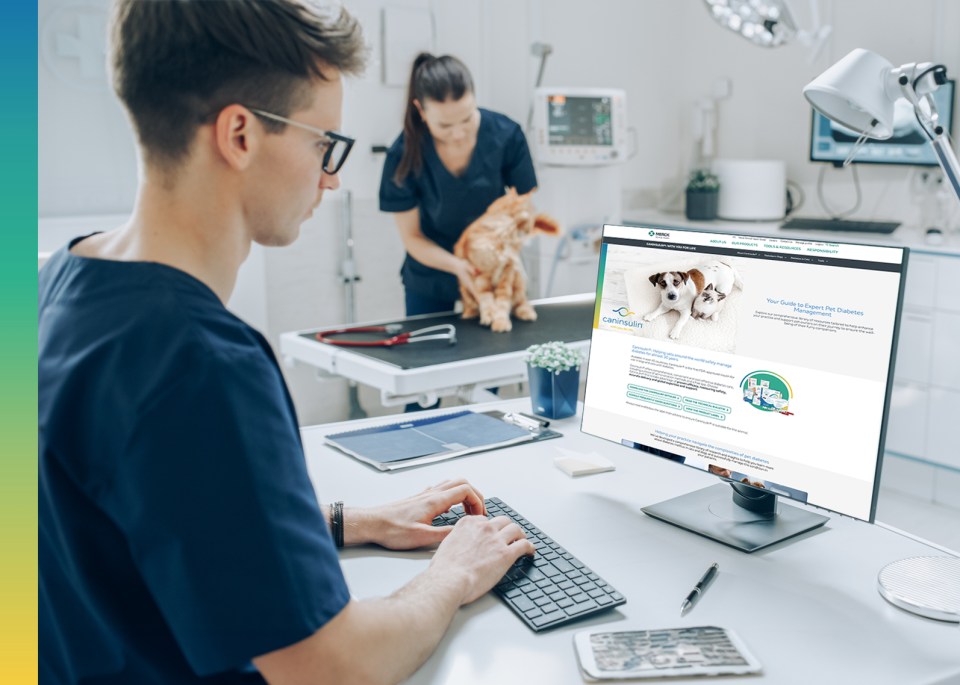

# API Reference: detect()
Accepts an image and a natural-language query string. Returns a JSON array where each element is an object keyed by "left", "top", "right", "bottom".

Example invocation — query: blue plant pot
[{"left": 527, "top": 364, "right": 579, "bottom": 420}]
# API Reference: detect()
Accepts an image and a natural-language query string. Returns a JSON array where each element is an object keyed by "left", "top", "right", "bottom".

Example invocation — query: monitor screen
[
  {"left": 532, "top": 87, "right": 627, "bottom": 165},
  {"left": 547, "top": 94, "right": 614, "bottom": 147},
  {"left": 581, "top": 226, "right": 906, "bottom": 526},
  {"left": 809, "top": 80, "right": 955, "bottom": 166}
]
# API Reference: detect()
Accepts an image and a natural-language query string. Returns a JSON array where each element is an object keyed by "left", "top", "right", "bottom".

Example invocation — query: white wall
[{"left": 38, "top": 0, "right": 960, "bottom": 424}]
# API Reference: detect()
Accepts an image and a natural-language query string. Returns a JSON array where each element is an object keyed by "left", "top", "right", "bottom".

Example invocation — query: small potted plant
[
  {"left": 685, "top": 169, "right": 720, "bottom": 220},
  {"left": 525, "top": 341, "right": 583, "bottom": 420}
]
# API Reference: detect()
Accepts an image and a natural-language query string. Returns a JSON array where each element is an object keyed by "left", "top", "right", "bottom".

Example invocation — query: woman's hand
[
  {"left": 343, "top": 478, "right": 488, "bottom": 550},
  {"left": 453, "top": 258, "right": 481, "bottom": 302}
]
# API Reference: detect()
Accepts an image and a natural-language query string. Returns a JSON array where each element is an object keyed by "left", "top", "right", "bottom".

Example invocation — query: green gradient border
[
  {"left": 592, "top": 242, "right": 608, "bottom": 328},
  {"left": 5, "top": 3, "right": 38, "bottom": 682}
]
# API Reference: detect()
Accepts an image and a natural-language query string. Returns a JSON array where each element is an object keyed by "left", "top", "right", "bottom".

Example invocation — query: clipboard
[{"left": 324, "top": 409, "right": 562, "bottom": 472}]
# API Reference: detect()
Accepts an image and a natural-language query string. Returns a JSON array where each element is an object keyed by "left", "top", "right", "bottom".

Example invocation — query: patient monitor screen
[
  {"left": 547, "top": 95, "right": 614, "bottom": 146},
  {"left": 581, "top": 226, "right": 906, "bottom": 521}
]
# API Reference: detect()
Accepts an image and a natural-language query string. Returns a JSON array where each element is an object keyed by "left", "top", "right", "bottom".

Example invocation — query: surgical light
[
  {"left": 703, "top": 0, "right": 797, "bottom": 47},
  {"left": 803, "top": 48, "right": 960, "bottom": 206}
]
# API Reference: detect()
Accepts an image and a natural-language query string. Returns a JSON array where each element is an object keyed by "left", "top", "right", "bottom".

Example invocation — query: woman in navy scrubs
[{"left": 379, "top": 53, "right": 538, "bottom": 317}]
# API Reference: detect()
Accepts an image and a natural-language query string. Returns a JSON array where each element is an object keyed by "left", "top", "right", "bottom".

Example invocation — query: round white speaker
[{"left": 877, "top": 556, "right": 960, "bottom": 622}]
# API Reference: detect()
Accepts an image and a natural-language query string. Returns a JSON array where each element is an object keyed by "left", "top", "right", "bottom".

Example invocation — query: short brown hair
[{"left": 109, "top": 0, "right": 366, "bottom": 169}]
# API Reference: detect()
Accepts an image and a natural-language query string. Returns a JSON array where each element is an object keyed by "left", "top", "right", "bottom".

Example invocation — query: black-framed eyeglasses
[{"left": 250, "top": 108, "right": 355, "bottom": 175}]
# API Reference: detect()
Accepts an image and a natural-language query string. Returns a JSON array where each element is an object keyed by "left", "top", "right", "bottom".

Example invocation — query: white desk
[
  {"left": 302, "top": 397, "right": 960, "bottom": 685},
  {"left": 280, "top": 293, "right": 593, "bottom": 407}
]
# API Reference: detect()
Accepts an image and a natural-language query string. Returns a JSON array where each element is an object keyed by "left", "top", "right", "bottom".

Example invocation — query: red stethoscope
[{"left": 315, "top": 323, "right": 457, "bottom": 347}]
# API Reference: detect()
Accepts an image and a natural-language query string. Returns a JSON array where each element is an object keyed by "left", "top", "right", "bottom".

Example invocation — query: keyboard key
[
  {"left": 523, "top": 568, "right": 547, "bottom": 583},
  {"left": 540, "top": 601, "right": 560, "bottom": 614},
  {"left": 541, "top": 564, "right": 563, "bottom": 578},
  {"left": 565, "top": 599, "right": 600, "bottom": 616},
  {"left": 532, "top": 610, "right": 566, "bottom": 627},
  {"left": 513, "top": 596, "right": 536, "bottom": 613}
]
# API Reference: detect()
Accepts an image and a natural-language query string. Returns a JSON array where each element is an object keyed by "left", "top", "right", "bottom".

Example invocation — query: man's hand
[
  {"left": 430, "top": 514, "right": 536, "bottom": 605},
  {"left": 345, "top": 478, "right": 488, "bottom": 550}
]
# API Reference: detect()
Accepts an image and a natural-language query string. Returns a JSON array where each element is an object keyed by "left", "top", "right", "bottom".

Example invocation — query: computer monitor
[
  {"left": 531, "top": 87, "right": 628, "bottom": 166},
  {"left": 809, "top": 79, "right": 955, "bottom": 167},
  {"left": 581, "top": 226, "right": 907, "bottom": 551}
]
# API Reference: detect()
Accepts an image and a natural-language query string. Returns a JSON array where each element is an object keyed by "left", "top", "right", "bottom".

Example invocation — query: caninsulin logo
[
  {"left": 602, "top": 307, "right": 643, "bottom": 328},
  {"left": 648, "top": 230, "right": 670, "bottom": 239}
]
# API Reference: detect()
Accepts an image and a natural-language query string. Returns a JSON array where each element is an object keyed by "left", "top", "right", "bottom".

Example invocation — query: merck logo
[{"left": 613, "top": 307, "right": 636, "bottom": 317}]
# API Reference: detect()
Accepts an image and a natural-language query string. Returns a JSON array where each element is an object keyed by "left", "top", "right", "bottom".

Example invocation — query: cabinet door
[
  {"left": 884, "top": 382, "right": 928, "bottom": 459},
  {"left": 903, "top": 255, "right": 937, "bottom": 310},
  {"left": 894, "top": 312, "right": 933, "bottom": 384},
  {"left": 927, "top": 387, "right": 960, "bottom": 469},
  {"left": 933, "top": 255, "right": 960, "bottom": 312},
  {"left": 930, "top": 311, "right": 960, "bottom": 390}
]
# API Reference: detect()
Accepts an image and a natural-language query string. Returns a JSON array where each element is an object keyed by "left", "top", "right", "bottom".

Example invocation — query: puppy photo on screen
[{"left": 644, "top": 259, "right": 741, "bottom": 337}]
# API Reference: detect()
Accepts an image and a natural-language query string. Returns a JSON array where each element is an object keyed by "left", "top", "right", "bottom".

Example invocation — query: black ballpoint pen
[{"left": 680, "top": 563, "right": 719, "bottom": 616}]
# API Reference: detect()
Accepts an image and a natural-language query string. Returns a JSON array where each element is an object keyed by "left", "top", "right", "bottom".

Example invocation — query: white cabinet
[
  {"left": 885, "top": 383, "right": 928, "bottom": 457},
  {"left": 888, "top": 251, "right": 960, "bottom": 479},
  {"left": 894, "top": 312, "right": 934, "bottom": 384}
]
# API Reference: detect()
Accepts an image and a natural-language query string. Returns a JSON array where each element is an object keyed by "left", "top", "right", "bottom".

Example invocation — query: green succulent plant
[
  {"left": 687, "top": 169, "right": 720, "bottom": 192},
  {"left": 525, "top": 341, "right": 582, "bottom": 374}
]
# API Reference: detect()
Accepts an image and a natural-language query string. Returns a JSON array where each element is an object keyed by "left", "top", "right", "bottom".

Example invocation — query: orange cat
[{"left": 453, "top": 189, "right": 560, "bottom": 332}]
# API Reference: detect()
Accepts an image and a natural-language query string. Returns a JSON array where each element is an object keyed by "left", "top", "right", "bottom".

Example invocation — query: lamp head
[{"left": 803, "top": 48, "right": 898, "bottom": 139}]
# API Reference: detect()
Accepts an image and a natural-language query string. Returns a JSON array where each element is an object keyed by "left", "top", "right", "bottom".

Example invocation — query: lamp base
[{"left": 878, "top": 556, "right": 960, "bottom": 622}]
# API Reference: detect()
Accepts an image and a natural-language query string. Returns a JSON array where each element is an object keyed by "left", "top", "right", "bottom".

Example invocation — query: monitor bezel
[{"left": 807, "top": 79, "right": 956, "bottom": 168}]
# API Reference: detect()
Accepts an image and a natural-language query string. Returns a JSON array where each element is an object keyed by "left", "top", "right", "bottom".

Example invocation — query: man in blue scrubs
[{"left": 38, "top": 3, "right": 535, "bottom": 684}]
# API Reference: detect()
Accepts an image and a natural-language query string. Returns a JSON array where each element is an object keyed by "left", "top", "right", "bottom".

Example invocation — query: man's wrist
[{"left": 340, "top": 505, "right": 384, "bottom": 547}]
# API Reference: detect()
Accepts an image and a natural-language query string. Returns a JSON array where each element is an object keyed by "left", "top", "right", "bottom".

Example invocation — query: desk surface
[{"left": 302, "top": 398, "right": 960, "bottom": 685}]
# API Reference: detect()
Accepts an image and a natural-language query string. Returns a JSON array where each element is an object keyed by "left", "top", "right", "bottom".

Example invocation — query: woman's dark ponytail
[{"left": 393, "top": 53, "right": 474, "bottom": 185}]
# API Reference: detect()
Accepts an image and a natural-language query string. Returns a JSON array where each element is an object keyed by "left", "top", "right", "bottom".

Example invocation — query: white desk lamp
[
  {"left": 805, "top": 49, "right": 960, "bottom": 622},
  {"left": 803, "top": 48, "right": 960, "bottom": 208}
]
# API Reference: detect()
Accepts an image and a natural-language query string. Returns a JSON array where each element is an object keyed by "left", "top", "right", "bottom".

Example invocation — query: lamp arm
[
  {"left": 930, "top": 134, "right": 960, "bottom": 207},
  {"left": 890, "top": 62, "right": 960, "bottom": 207}
]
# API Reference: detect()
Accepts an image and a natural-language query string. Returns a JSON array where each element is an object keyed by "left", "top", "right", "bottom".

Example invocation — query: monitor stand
[{"left": 641, "top": 482, "right": 829, "bottom": 552}]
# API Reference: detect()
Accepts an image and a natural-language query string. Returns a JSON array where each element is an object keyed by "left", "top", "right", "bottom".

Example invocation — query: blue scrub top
[
  {"left": 39, "top": 239, "right": 350, "bottom": 684},
  {"left": 379, "top": 108, "right": 537, "bottom": 302}
]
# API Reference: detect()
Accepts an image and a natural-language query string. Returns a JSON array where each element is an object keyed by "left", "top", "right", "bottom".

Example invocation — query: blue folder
[{"left": 325, "top": 410, "right": 556, "bottom": 471}]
